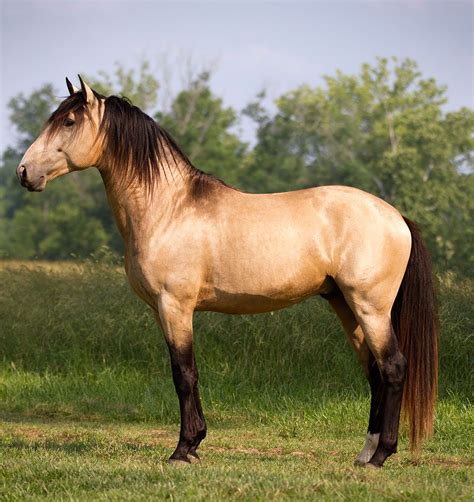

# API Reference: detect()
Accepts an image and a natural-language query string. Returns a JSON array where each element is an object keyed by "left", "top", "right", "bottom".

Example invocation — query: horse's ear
[
  {"left": 78, "top": 74, "right": 96, "bottom": 105},
  {"left": 65, "top": 77, "right": 79, "bottom": 96}
]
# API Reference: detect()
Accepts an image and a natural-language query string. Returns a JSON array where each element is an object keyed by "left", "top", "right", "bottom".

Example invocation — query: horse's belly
[
  {"left": 196, "top": 291, "right": 311, "bottom": 314},
  {"left": 196, "top": 296, "right": 293, "bottom": 314},
  {"left": 195, "top": 266, "right": 331, "bottom": 314}
]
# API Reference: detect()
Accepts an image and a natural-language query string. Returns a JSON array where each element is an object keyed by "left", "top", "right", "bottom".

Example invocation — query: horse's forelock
[{"left": 45, "top": 92, "right": 89, "bottom": 142}]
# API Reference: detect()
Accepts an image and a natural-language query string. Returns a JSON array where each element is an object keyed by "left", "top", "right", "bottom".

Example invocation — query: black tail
[{"left": 391, "top": 217, "right": 438, "bottom": 452}]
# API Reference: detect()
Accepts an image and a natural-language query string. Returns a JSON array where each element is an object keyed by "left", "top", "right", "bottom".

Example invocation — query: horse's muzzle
[{"left": 16, "top": 163, "right": 46, "bottom": 192}]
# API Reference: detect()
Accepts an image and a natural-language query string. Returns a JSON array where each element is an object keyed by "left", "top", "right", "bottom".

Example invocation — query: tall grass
[{"left": 0, "top": 261, "right": 472, "bottom": 423}]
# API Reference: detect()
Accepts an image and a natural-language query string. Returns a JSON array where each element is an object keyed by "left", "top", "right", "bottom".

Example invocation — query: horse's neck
[{"left": 100, "top": 166, "right": 188, "bottom": 249}]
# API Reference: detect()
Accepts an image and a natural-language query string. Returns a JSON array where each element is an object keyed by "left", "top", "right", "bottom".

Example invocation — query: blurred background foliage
[{"left": 0, "top": 57, "right": 472, "bottom": 275}]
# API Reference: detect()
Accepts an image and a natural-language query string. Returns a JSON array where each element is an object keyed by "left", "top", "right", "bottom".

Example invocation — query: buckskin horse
[{"left": 17, "top": 77, "right": 438, "bottom": 468}]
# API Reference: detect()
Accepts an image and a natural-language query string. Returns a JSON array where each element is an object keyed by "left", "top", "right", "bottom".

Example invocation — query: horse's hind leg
[
  {"left": 356, "top": 353, "right": 383, "bottom": 465},
  {"left": 326, "top": 292, "right": 383, "bottom": 465},
  {"left": 351, "top": 307, "right": 407, "bottom": 468}
]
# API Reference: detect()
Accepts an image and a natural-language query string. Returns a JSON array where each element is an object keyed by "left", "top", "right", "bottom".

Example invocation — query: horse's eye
[{"left": 64, "top": 118, "right": 75, "bottom": 128}]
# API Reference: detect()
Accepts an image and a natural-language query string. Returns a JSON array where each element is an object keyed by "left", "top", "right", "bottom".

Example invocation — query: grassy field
[{"left": 0, "top": 261, "right": 472, "bottom": 500}]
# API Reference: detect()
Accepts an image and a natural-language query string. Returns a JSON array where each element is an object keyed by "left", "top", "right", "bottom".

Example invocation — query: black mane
[{"left": 46, "top": 91, "right": 231, "bottom": 195}]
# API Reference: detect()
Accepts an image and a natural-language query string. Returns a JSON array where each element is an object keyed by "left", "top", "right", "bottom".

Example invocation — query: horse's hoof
[
  {"left": 365, "top": 462, "right": 381, "bottom": 470},
  {"left": 354, "top": 459, "right": 367, "bottom": 467},
  {"left": 167, "top": 457, "right": 190, "bottom": 467},
  {"left": 188, "top": 454, "right": 201, "bottom": 464},
  {"left": 188, "top": 450, "right": 201, "bottom": 463}
]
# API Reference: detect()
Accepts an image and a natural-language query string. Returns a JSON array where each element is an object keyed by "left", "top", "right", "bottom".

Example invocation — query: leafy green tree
[
  {"left": 85, "top": 60, "right": 159, "bottom": 111},
  {"left": 8, "top": 84, "right": 57, "bottom": 151},
  {"left": 156, "top": 72, "right": 247, "bottom": 185}
]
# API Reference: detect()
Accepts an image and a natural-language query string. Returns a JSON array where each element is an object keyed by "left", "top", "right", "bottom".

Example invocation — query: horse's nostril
[{"left": 20, "top": 165, "right": 27, "bottom": 179}]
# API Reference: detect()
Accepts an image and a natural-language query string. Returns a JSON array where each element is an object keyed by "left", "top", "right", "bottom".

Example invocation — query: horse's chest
[{"left": 124, "top": 256, "right": 162, "bottom": 308}]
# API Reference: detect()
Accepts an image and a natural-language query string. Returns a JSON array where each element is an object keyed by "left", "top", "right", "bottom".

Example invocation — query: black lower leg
[
  {"left": 369, "top": 345, "right": 407, "bottom": 468},
  {"left": 188, "top": 385, "right": 206, "bottom": 459},
  {"left": 368, "top": 354, "right": 384, "bottom": 435},
  {"left": 354, "top": 355, "right": 385, "bottom": 466},
  {"left": 168, "top": 344, "right": 207, "bottom": 462}
]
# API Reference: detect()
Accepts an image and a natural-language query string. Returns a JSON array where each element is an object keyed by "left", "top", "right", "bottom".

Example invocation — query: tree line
[{"left": 0, "top": 58, "right": 472, "bottom": 276}]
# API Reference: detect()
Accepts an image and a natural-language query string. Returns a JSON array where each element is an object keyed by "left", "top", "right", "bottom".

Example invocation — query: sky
[{"left": 1, "top": 0, "right": 473, "bottom": 152}]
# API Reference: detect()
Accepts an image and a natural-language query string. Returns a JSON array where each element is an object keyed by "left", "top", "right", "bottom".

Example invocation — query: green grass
[
  {"left": 0, "top": 261, "right": 472, "bottom": 500},
  {"left": 1, "top": 404, "right": 472, "bottom": 501}
]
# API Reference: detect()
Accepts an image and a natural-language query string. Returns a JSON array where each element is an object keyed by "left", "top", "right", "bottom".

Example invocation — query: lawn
[{"left": 0, "top": 261, "right": 472, "bottom": 500}]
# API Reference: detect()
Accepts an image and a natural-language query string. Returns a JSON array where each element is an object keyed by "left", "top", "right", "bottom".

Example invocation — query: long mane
[{"left": 46, "top": 91, "right": 231, "bottom": 196}]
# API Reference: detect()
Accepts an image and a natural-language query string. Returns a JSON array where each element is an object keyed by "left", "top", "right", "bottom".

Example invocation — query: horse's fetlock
[
  {"left": 196, "top": 425, "right": 207, "bottom": 441},
  {"left": 380, "top": 437, "right": 398, "bottom": 454}
]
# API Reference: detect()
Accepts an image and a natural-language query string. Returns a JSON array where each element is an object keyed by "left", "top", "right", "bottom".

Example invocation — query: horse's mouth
[{"left": 20, "top": 176, "right": 46, "bottom": 192}]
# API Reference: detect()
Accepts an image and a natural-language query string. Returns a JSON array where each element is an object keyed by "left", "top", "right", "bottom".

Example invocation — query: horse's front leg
[{"left": 155, "top": 297, "right": 207, "bottom": 464}]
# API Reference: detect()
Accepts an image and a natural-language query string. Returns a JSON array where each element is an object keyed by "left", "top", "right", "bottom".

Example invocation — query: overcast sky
[{"left": 1, "top": 0, "right": 473, "bottom": 152}]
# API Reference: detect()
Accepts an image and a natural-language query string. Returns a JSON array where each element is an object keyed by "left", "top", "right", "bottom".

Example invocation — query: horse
[{"left": 17, "top": 76, "right": 438, "bottom": 468}]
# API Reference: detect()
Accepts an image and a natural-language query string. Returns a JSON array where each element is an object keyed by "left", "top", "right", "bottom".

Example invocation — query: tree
[
  {"left": 156, "top": 72, "right": 247, "bottom": 186},
  {"left": 85, "top": 60, "right": 159, "bottom": 112}
]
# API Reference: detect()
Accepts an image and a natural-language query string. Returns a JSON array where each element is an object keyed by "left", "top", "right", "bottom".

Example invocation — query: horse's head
[{"left": 17, "top": 76, "right": 103, "bottom": 192}]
